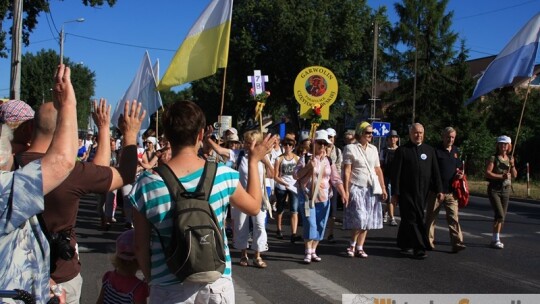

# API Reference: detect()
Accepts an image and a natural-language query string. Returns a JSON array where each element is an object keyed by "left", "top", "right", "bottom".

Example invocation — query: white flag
[{"left": 112, "top": 51, "right": 163, "bottom": 130}]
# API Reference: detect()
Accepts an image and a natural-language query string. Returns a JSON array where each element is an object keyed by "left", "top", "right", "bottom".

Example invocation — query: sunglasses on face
[
  {"left": 363, "top": 131, "right": 373, "bottom": 135},
  {"left": 283, "top": 142, "right": 294, "bottom": 147},
  {"left": 316, "top": 140, "right": 328, "bottom": 146}
]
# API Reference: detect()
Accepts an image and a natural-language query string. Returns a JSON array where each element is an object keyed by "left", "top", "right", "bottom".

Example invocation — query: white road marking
[
  {"left": 434, "top": 225, "right": 483, "bottom": 239},
  {"left": 233, "top": 275, "right": 273, "bottom": 304},
  {"left": 283, "top": 268, "right": 352, "bottom": 303},
  {"left": 457, "top": 211, "right": 493, "bottom": 219},
  {"left": 480, "top": 233, "right": 515, "bottom": 238},
  {"left": 461, "top": 262, "right": 540, "bottom": 291}
]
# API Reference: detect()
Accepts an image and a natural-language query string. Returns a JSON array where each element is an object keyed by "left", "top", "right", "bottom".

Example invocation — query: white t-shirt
[
  {"left": 342, "top": 143, "right": 380, "bottom": 187},
  {"left": 275, "top": 155, "right": 298, "bottom": 193},
  {"left": 229, "top": 149, "right": 265, "bottom": 187}
]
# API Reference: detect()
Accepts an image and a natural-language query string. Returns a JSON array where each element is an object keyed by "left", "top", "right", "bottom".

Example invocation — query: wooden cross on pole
[
  {"left": 247, "top": 70, "right": 269, "bottom": 133},
  {"left": 247, "top": 70, "right": 269, "bottom": 96}
]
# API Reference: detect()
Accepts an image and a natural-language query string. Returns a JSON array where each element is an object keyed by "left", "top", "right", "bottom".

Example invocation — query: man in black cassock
[{"left": 391, "top": 123, "right": 443, "bottom": 259}]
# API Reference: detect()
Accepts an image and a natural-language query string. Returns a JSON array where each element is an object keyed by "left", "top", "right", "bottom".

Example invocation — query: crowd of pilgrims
[{"left": 1, "top": 67, "right": 516, "bottom": 303}]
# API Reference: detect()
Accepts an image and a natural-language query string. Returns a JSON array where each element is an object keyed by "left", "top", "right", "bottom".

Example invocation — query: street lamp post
[{"left": 60, "top": 18, "right": 85, "bottom": 64}]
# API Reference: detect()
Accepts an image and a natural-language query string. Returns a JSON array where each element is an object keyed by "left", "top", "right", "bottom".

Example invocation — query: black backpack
[{"left": 153, "top": 161, "right": 226, "bottom": 283}]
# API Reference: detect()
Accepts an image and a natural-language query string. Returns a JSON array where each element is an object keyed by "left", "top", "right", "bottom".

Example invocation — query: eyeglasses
[{"left": 316, "top": 140, "right": 328, "bottom": 146}]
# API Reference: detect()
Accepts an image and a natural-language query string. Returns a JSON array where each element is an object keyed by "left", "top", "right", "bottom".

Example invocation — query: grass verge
[{"left": 468, "top": 178, "right": 540, "bottom": 201}]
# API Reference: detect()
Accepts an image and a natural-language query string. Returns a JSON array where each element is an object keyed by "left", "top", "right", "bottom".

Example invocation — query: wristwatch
[{"left": 51, "top": 284, "right": 63, "bottom": 297}]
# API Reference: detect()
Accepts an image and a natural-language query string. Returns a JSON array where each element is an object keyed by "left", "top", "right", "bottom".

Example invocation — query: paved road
[{"left": 76, "top": 194, "right": 540, "bottom": 303}]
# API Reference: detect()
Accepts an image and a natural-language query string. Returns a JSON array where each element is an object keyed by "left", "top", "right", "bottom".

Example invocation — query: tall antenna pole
[
  {"left": 10, "top": 0, "right": 23, "bottom": 100},
  {"left": 370, "top": 20, "right": 380, "bottom": 120}
]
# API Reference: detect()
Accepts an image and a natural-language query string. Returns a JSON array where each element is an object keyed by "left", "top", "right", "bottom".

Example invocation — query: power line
[
  {"left": 68, "top": 33, "right": 177, "bottom": 52},
  {"left": 455, "top": 0, "right": 540, "bottom": 20}
]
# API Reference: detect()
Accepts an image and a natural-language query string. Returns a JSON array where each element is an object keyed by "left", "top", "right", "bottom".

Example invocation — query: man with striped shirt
[{"left": 130, "top": 100, "right": 276, "bottom": 303}]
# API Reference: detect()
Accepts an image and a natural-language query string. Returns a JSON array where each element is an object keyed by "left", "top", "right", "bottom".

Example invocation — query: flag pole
[
  {"left": 156, "top": 109, "right": 159, "bottom": 138},
  {"left": 512, "top": 78, "right": 532, "bottom": 159},
  {"left": 218, "top": 68, "right": 228, "bottom": 140}
]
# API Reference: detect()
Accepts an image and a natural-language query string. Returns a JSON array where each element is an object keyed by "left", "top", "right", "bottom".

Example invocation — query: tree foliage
[
  {"left": 0, "top": 0, "right": 116, "bottom": 58},
  {"left": 187, "top": 0, "right": 390, "bottom": 134},
  {"left": 21, "top": 49, "right": 95, "bottom": 129}
]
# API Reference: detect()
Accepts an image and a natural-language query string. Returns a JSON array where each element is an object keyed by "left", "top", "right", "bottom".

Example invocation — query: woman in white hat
[
  {"left": 484, "top": 135, "right": 517, "bottom": 249},
  {"left": 294, "top": 130, "right": 348, "bottom": 264}
]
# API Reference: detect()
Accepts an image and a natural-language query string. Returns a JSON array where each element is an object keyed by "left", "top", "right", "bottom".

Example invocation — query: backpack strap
[
  {"left": 233, "top": 150, "right": 245, "bottom": 171},
  {"left": 154, "top": 161, "right": 217, "bottom": 201},
  {"left": 152, "top": 162, "right": 218, "bottom": 248}
]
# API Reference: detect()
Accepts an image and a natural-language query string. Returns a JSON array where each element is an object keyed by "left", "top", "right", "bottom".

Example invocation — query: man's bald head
[
  {"left": 34, "top": 102, "right": 58, "bottom": 137},
  {"left": 409, "top": 123, "right": 425, "bottom": 145}
]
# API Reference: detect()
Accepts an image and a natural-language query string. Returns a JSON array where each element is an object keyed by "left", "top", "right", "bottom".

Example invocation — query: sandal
[
  {"left": 253, "top": 257, "right": 267, "bottom": 268},
  {"left": 239, "top": 256, "right": 249, "bottom": 267},
  {"left": 303, "top": 253, "right": 312, "bottom": 264},
  {"left": 356, "top": 250, "right": 368, "bottom": 258},
  {"left": 346, "top": 247, "right": 355, "bottom": 257},
  {"left": 311, "top": 252, "right": 322, "bottom": 262}
]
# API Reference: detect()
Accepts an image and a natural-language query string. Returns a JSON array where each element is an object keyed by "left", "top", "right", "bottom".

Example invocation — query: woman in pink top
[{"left": 294, "top": 130, "right": 348, "bottom": 264}]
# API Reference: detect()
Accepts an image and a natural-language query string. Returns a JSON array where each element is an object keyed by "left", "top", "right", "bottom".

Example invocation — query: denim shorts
[{"left": 275, "top": 188, "right": 299, "bottom": 214}]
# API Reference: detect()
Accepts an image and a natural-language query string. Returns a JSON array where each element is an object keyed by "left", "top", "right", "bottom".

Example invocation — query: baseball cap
[
  {"left": 314, "top": 130, "right": 332, "bottom": 144},
  {"left": 0, "top": 100, "right": 35, "bottom": 127},
  {"left": 497, "top": 135, "right": 511, "bottom": 144},
  {"left": 116, "top": 230, "right": 136, "bottom": 261},
  {"left": 326, "top": 128, "right": 337, "bottom": 137}
]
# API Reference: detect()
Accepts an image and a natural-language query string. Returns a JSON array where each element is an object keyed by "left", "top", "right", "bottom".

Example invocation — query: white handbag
[{"left": 358, "top": 145, "right": 383, "bottom": 195}]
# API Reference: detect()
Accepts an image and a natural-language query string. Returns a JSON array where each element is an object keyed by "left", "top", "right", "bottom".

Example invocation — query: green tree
[
  {"left": 21, "top": 49, "right": 95, "bottom": 129},
  {"left": 187, "top": 0, "right": 390, "bottom": 133},
  {"left": 0, "top": 0, "right": 116, "bottom": 58},
  {"left": 385, "top": 0, "right": 466, "bottom": 140}
]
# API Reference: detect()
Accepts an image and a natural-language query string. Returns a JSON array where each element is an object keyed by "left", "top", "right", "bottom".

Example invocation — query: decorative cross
[{"left": 247, "top": 70, "right": 269, "bottom": 96}]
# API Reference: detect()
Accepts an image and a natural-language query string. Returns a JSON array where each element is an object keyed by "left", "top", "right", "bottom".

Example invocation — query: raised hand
[
  {"left": 92, "top": 98, "right": 111, "bottom": 129},
  {"left": 118, "top": 100, "right": 146, "bottom": 145},
  {"left": 53, "top": 64, "right": 76, "bottom": 109},
  {"left": 249, "top": 134, "right": 277, "bottom": 163}
]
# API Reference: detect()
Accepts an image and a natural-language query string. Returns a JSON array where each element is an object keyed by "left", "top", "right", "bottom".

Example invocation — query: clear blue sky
[{"left": 0, "top": 0, "right": 539, "bottom": 109}]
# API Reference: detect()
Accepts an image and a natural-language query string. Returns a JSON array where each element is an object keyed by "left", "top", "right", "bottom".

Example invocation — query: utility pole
[
  {"left": 60, "top": 18, "right": 85, "bottom": 64},
  {"left": 412, "top": 25, "right": 419, "bottom": 125},
  {"left": 369, "top": 20, "right": 380, "bottom": 121},
  {"left": 10, "top": 0, "right": 23, "bottom": 100}
]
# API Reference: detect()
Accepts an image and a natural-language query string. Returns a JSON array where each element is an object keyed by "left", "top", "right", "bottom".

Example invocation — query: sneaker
[
  {"left": 390, "top": 218, "right": 398, "bottom": 226},
  {"left": 383, "top": 212, "right": 389, "bottom": 223},
  {"left": 490, "top": 241, "right": 504, "bottom": 249},
  {"left": 276, "top": 230, "right": 283, "bottom": 239}
]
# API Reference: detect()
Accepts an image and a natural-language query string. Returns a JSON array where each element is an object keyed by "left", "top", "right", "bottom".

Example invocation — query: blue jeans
[{"left": 275, "top": 188, "right": 299, "bottom": 214}]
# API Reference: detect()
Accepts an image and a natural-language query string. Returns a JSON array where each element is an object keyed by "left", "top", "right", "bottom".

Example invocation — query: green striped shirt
[{"left": 129, "top": 164, "right": 239, "bottom": 285}]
